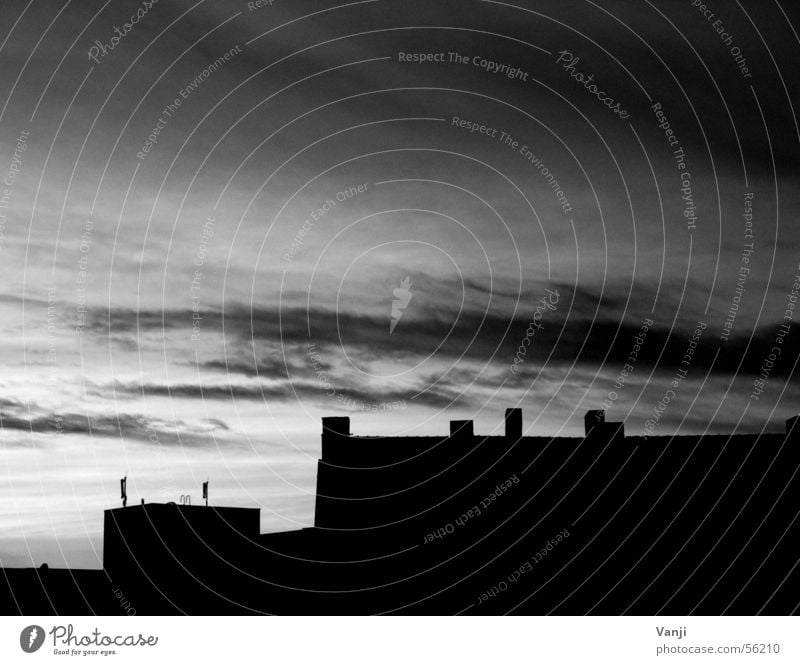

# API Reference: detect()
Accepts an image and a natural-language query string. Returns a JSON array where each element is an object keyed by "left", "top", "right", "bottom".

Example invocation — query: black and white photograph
[{"left": 1, "top": 0, "right": 799, "bottom": 659}]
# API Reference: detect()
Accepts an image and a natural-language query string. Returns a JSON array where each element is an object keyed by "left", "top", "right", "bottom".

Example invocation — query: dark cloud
[
  {"left": 69, "top": 275, "right": 799, "bottom": 383},
  {"left": 0, "top": 404, "right": 227, "bottom": 446},
  {"left": 195, "top": 355, "right": 298, "bottom": 379},
  {"left": 109, "top": 377, "right": 471, "bottom": 410}
]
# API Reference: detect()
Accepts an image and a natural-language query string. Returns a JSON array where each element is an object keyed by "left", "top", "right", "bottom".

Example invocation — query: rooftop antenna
[
  {"left": 120, "top": 476, "right": 127, "bottom": 508},
  {"left": 202, "top": 480, "right": 209, "bottom": 507}
]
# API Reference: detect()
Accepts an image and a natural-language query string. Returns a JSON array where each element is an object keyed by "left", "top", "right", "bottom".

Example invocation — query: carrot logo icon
[
  {"left": 390, "top": 276, "right": 413, "bottom": 334},
  {"left": 20, "top": 625, "right": 45, "bottom": 653}
]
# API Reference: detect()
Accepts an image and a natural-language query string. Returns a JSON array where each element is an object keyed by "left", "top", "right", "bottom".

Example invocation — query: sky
[{"left": 0, "top": 0, "right": 798, "bottom": 568}]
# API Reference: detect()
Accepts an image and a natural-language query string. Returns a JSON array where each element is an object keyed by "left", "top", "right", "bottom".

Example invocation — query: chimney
[
  {"left": 449, "top": 420, "right": 474, "bottom": 437},
  {"left": 322, "top": 417, "right": 350, "bottom": 437},
  {"left": 321, "top": 417, "right": 350, "bottom": 461},
  {"left": 585, "top": 410, "right": 605, "bottom": 435},
  {"left": 505, "top": 408, "right": 522, "bottom": 440}
]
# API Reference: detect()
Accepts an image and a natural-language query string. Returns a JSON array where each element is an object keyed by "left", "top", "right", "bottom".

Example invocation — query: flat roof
[{"left": 104, "top": 502, "right": 259, "bottom": 515}]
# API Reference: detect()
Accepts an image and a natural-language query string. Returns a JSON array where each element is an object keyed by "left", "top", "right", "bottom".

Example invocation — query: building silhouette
[{"left": 2, "top": 409, "right": 800, "bottom": 614}]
